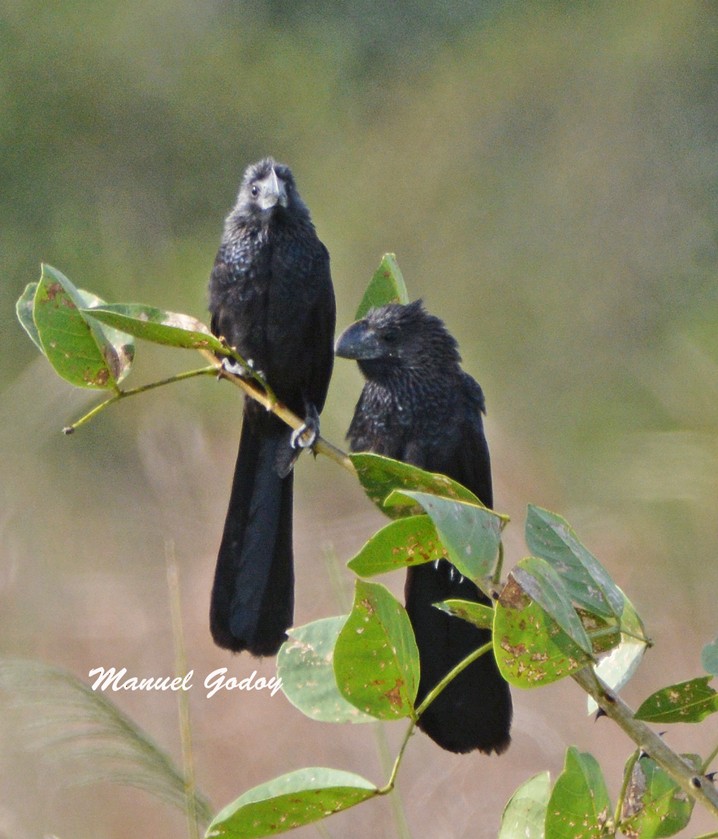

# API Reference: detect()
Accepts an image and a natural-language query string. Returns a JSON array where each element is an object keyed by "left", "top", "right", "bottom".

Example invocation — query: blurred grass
[{"left": 2, "top": 1, "right": 718, "bottom": 836}]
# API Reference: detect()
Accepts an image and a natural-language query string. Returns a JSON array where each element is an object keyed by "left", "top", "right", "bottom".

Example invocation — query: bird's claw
[
  {"left": 290, "top": 422, "right": 317, "bottom": 450},
  {"left": 220, "top": 357, "right": 261, "bottom": 380},
  {"left": 290, "top": 404, "right": 320, "bottom": 450}
]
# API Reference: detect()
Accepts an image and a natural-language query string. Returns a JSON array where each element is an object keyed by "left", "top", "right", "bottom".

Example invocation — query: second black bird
[
  {"left": 335, "top": 300, "right": 512, "bottom": 754},
  {"left": 209, "top": 158, "right": 335, "bottom": 656}
]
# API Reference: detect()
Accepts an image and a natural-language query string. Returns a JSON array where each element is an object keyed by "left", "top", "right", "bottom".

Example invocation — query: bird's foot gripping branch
[{"left": 14, "top": 255, "right": 718, "bottom": 838}]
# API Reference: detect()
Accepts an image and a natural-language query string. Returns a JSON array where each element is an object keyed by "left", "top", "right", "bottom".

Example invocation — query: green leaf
[
  {"left": 16, "top": 282, "right": 44, "bottom": 352},
  {"left": 499, "top": 771, "right": 551, "bottom": 839},
  {"left": 635, "top": 676, "right": 718, "bottom": 723},
  {"left": 354, "top": 253, "right": 409, "bottom": 320},
  {"left": 576, "top": 609, "right": 621, "bottom": 655},
  {"left": 525, "top": 505, "right": 625, "bottom": 620},
  {"left": 206, "top": 767, "right": 377, "bottom": 838},
  {"left": 349, "top": 452, "right": 484, "bottom": 518},
  {"left": 434, "top": 599, "right": 494, "bottom": 630},
  {"left": 619, "top": 751, "right": 699, "bottom": 838},
  {"left": 702, "top": 635, "right": 718, "bottom": 676},
  {"left": 347, "top": 514, "right": 447, "bottom": 576},
  {"left": 385, "top": 490, "right": 502, "bottom": 593},
  {"left": 0, "top": 658, "right": 211, "bottom": 825},
  {"left": 32, "top": 264, "right": 134, "bottom": 389},
  {"left": 494, "top": 574, "right": 591, "bottom": 688},
  {"left": 545, "top": 747, "right": 612, "bottom": 839},
  {"left": 512, "top": 556, "right": 593, "bottom": 654},
  {"left": 333, "top": 580, "right": 419, "bottom": 719},
  {"left": 83, "top": 303, "right": 225, "bottom": 353},
  {"left": 589, "top": 598, "right": 648, "bottom": 714},
  {"left": 277, "top": 617, "right": 375, "bottom": 724}
]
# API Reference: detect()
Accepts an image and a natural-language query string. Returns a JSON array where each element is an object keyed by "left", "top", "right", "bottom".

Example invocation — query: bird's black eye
[
  {"left": 250, "top": 185, "right": 260, "bottom": 197},
  {"left": 382, "top": 328, "right": 399, "bottom": 344}
]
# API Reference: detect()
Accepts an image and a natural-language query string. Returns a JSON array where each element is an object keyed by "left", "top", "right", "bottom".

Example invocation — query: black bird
[
  {"left": 208, "top": 158, "right": 335, "bottom": 656},
  {"left": 335, "top": 300, "right": 512, "bottom": 754}
]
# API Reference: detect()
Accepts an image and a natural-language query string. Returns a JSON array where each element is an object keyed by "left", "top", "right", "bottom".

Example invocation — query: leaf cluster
[{"left": 12, "top": 256, "right": 718, "bottom": 837}]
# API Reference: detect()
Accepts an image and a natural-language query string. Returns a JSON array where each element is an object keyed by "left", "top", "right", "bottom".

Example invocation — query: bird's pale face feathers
[{"left": 231, "top": 157, "right": 308, "bottom": 222}]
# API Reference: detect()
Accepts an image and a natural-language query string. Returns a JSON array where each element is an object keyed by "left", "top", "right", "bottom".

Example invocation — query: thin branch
[
  {"left": 165, "top": 541, "right": 203, "bottom": 838},
  {"left": 320, "top": 545, "right": 411, "bottom": 838},
  {"left": 614, "top": 747, "right": 639, "bottom": 826},
  {"left": 414, "top": 640, "right": 492, "bottom": 718},
  {"left": 63, "top": 365, "right": 217, "bottom": 433},
  {"left": 572, "top": 666, "right": 718, "bottom": 820},
  {"left": 197, "top": 349, "right": 355, "bottom": 474},
  {"left": 379, "top": 719, "right": 416, "bottom": 795},
  {"left": 377, "top": 640, "right": 494, "bottom": 796},
  {"left": 702, "top": 741, "right": 718, "bottom": 775}
]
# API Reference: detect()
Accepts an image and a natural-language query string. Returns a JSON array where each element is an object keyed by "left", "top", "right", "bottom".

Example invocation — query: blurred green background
[{"left": 2, "top": 1, "right": 718, "bottom": 836}]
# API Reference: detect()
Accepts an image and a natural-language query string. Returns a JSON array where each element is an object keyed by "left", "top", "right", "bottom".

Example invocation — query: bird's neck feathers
[
  {"left": 361, "top": 359, "right": 458, "bottom": 414},
  {"left": 225, "top": 202, "right": 313, "bottom": 239}
]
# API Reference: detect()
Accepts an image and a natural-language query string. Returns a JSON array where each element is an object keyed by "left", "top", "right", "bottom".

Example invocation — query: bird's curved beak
[
  {"left": 335, "top": 320, "right": 383, "bottom": 360},
  {"left": 258, "top": 167, "right": 288, "bottom": 210}
]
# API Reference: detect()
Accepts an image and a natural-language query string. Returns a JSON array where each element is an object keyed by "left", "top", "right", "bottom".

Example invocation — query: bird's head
[
  {"left": 230, "top": 157, "right": 309, "bottom": 223},
  {"left": 335, "top": 300, "right": 461, "bottom": 379}
]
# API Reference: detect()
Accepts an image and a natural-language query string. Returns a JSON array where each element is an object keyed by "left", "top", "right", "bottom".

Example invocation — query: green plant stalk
[
  {"left": 64, "top": 348, "right": 355, "bottom": 474},
  {"left": 379, "top": 640, "right": 493, "bottom": 795},
  {"left": 493, "top": 540, "right": 505, "bottom": 589},
  {"left": 613, "top": 747, "right": 639, "bottom": 828},
  {"left": 165, "top": 541, "right": 203, "bottom": 839},
  {"left": 414, "top": 640, "right": 492, "bottom": 719},
  {"left": 373, "top": 726, "right": 413, "bottom": 839},
  {"left": 197, "top": 348, "right": 355, "bottom": 473},
  {"left": 380, "top": 718, "right": 416, "bottom": 795},
  {"left": 63, "top": 365, "right": 218, "bottom": 433},
  {"left": 573, "top": 666, "right": 718, "bottom": 820},
  {"left": 702, "top": 741, "right": 718, "bottom": 774},
  {"left": 321, "top": 545, "right": 412, "bottom": 839}
]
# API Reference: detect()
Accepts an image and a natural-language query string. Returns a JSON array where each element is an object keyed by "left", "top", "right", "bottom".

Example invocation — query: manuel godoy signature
[{"left": 88, "top": 666, "right": 283, "bottom": 698}]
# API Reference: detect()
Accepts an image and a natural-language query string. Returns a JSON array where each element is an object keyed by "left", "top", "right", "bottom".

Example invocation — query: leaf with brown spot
[
  {"left": 31, "top": 265, "right": 134, "bottom": 390},
  {"left": 546, "top": 747, "right": 612, "bottom": 839},
  {"left": 619, "top": 751, "right": 699, "bottom": 837},
  {"left": 494, "top": 563, "right": 591, "bottom": 688},
  {"left": 350, "top": 452, "right": 484, "bottom": 519},
  {"left": 207, "top": 767, "right": 377, "bottom": 838},
  {"left": 635, "top": 676, "right": 718, "bottom": 724},
  {"left": 82, "top": 303, "right": 226, "bottom": 353},
  {"left": 333, "top": 580, "right": 418, "bottom": 720},
  {"left": 347, "top": 514, "right": 448, "bottom": 577}
]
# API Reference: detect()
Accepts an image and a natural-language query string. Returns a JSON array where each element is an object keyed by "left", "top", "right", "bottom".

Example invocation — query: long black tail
[
  {"left": 210, "top": 415, "right": 294, "bottom": 656},
  {"left": 405, "top": 561, "right": 512, "bottom": 754}
]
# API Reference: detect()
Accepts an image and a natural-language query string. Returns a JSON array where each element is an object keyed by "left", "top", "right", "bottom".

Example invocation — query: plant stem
[
  {"left": 165, "top": 541, "right": 202, "bottom": 838},
  {"left": 414, "top": 640, "right": 492, "bottom": 718},
  {"left": 377, "top": 641, "right": 494, "bottom": 797},
  {"left": 197, "top": 349, "right": 355, "bottom": 474},
  {"left": 374, "top": 725, "right": 413, "bottom": 839},
  {"left": 64, "top": 365, "right": 217, "bottom": 433},
  {"left": 703, "top": 741, "right": 718, "bottom": 774},
  {"left": 493, "top": 540, "right": 505, "bottom": 587},
  {"left": 380, "top": 719, "right": 416, "bottom": 794},
  {"left": 613, "top": 748, "right": 639, "bottom": 826},
  {"left": 572, "top": 666, "right": 718, "bottom": 820}
]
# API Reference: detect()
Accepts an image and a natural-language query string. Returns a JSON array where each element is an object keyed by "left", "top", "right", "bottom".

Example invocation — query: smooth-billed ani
[
  {"left": 208, "top": 158, "right": 335, "bottom": 656},
  {"left": 335, "top": 300, "right": 512, "bottom": 754}
]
